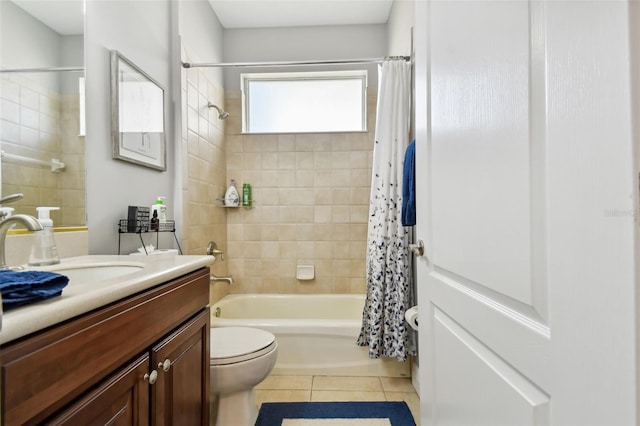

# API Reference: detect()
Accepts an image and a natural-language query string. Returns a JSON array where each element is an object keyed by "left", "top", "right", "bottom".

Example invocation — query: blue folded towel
[
  {"left": 0, "top": 270, "right": 69, "bottom": 311},
  {"left": 402, "top": 140, "right": 416, "bottom": 226}
]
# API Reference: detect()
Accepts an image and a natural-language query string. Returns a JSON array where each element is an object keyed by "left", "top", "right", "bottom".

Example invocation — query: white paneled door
[{"left": 414, "top": 1, "right": 637, "bottom": 425}]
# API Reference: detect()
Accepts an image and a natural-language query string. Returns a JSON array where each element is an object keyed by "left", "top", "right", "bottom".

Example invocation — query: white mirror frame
[{"left": 110, "top": 50, "right": 166, "bottom": 171}]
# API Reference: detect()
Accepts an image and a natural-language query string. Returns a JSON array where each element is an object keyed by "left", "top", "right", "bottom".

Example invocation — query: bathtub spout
[{"left": 211, "top": 274, "right": 233, "bottom": 285}]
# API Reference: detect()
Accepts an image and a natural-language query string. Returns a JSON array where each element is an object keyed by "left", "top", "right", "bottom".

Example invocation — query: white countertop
[{"left": 0, "top": 255, "right": 214, "bottom": 345}]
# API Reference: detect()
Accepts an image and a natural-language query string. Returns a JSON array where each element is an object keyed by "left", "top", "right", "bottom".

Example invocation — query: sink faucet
[{"left": 0, "top": 214, "right": 43, "bottom": 270}]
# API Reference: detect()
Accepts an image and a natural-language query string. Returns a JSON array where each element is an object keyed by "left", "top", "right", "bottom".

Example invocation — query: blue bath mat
[{"left": 254, "top": 401, "right": 416, "bottom": 426}]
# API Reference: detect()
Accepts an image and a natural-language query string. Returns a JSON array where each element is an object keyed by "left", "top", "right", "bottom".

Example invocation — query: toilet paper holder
[{"left": 405, "top": 306, "right": 419, "bottom": 331}]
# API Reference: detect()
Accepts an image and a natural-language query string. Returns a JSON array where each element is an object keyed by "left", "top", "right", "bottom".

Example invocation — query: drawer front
[{"left": 1, "top": 267, "right": 210, "bottom": 425}]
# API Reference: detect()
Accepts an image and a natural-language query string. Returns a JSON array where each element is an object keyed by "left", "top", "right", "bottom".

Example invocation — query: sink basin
[{"left": 43, "top": 263, "right": 144, "bottom": 283}]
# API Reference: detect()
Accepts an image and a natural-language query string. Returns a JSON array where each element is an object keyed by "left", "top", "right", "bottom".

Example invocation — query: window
[{"left": 241, "top": 70, "right": 367, "bottom": 134}]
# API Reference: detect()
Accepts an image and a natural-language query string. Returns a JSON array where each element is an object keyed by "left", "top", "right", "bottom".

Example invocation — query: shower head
[{"left": 207, "top": 103, "right": 229, "bottom": 120}]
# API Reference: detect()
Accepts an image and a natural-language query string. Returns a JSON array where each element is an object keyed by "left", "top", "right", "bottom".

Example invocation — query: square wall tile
[{"left": 224, "top": 91, "right": 376, "bottom": 294}]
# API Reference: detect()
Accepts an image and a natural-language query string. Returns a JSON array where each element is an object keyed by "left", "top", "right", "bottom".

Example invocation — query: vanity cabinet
[{"left": 0, "top": 267, "right": 211, "bottom": 426}]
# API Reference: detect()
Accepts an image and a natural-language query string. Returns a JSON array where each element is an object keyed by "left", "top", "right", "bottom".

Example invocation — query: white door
[{"left": 414, "top": 1, "right": 637, "bottom": 425}]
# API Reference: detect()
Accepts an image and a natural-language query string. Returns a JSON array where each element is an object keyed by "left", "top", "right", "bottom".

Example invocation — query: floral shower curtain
[{"left": 357, "top": 59, "right": 414, "bottom": 361}]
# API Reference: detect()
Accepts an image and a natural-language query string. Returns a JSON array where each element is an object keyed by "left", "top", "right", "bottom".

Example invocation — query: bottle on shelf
[
  {"left": 151, "top": 196, "right": 167, "bottom": 223},
  {"left": 224, "top": 180, "right": 240, "bottom": 207},
  {"left": 242, "top": 183, "right": 252, "bottom": 207},
  {"left": 150, "top": 209, "right": 159, "bottom": 231}
]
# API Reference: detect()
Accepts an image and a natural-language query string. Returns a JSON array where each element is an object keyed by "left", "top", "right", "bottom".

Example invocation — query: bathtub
[{"left": 210, "top": 294, "right": 410, "bottom": 377}]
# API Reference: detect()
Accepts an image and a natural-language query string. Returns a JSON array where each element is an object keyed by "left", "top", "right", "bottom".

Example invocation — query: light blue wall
[
  {"left": 179, "top": 0, "right": 224, "bottom": 65},
  {"left": 0, "top": 1, "right": 61, "bottom": 70},
  {"left": 222, "top": 24, "right": 387, "bottom": 90},
  {"left": 0, "top": 1, "right": 62, "bottom": 91},
  {"left": 60, "top": 35, "right": 84, "bottom": 94},
  {"left": 85, "top": 0, "right": 176, "bottom": 254}
]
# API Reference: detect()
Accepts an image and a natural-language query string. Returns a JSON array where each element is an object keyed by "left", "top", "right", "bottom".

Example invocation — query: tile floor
[{"left": 255, "top": 374, "right": 420, "bottom": 425}]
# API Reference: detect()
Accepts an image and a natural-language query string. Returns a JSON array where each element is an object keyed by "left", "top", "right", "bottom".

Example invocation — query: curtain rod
[
  {"left": 0, "top": 66, "right": 84, "bottom": 74},
  {"left": 181, "top": 56, "right": 410, "bottom": 69}
]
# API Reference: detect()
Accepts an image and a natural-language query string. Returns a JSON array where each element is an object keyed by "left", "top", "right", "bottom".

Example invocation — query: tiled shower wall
[
  {"left": 58, "top": 93, "right": 85, "bottom": 226},
  {"left": 0, "top": 74, "right": 85, "bottom": 226},
  {"left": 222, "top": 88, "right": 376, "bottom": 295},
  {"left": 180, "top": 47, "right": 229, "bottom": 304}
]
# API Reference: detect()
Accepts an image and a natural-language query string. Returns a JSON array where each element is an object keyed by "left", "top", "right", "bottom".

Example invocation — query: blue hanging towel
[
  {"left": 0, "top": 270, "right": 69, "bottom": 311},
  {"left": 402, "top": 140, "right": 416, "bottom": 226}
]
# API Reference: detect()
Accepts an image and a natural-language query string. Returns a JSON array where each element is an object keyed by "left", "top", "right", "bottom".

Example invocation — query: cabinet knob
[
  {"left": 159, "top": 358, "right": 171, "bottom": 372},
  {"left": 144, "top": 369, "right": 158, "bottom": 384}
]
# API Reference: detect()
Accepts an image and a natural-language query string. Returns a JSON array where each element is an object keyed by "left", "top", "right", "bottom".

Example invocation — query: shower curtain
[{"left": 357, "top": 59, "right": 415, "bottom": 361}]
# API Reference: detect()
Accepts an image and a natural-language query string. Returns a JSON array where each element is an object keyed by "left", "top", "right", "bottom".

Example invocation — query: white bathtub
[{"left": 210, "top": 294, "right": 410, "bottom": 377}]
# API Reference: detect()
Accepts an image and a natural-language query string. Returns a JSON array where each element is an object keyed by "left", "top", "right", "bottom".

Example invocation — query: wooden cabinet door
[
  {"left": 47, "top": 354, "right": 150, "bottom": 426},
  {"left": 151, "top": 309, "right": 210, "bottom": 426}
]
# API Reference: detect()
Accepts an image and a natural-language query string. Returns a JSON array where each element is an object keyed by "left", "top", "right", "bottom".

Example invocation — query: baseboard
[{"left": 411, "top": 357, "right": 420, "bottom": 397}]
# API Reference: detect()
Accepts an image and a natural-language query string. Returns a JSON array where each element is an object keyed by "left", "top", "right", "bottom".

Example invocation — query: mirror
[
  {"left": 111, "top": 51, "right": 166, "bottom": 171},
  {"left": 0, "top": 0, "right": 86, "bottom": 227}
]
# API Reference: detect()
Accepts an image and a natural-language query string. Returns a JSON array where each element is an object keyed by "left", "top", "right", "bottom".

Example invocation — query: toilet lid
[{"left": 210, "top": 327, "right": 276, "bottom": 365}]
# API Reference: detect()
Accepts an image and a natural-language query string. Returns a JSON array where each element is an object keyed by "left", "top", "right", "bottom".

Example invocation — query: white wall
[
  {"left": 630, "top": 2, "right": 640, "bottom": 421},
  {"left": 222, "top": 24, "right": 387, "bottom": 90},
  {"left": 387, "top": 0, "right": 415, "bottom": 140},
  {"left": 85, "top": 0, "right": 175, "bottom": 254},
  {"left": 387, "top": 0, "right": 414, "bottom": 56}
]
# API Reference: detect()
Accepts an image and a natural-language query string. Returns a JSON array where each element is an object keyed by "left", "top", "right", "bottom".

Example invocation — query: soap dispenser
[
  {"left": 28, "top": 207, "right": 60, "bottom": 266},
  {"left": 151, "top": 197, "right": 168, "bottom": 224}
]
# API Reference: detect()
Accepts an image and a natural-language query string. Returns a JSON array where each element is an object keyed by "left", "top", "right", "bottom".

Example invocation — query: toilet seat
[{"left": 210, "top": 327, "right": 276, "bottom": 365}]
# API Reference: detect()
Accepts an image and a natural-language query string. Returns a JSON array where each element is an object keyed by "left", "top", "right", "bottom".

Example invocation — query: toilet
[{"left": 210, "top": 326, "right": 278, "bottom": 426}]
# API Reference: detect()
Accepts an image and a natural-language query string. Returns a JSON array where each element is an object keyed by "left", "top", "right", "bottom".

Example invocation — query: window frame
[{"left": 241, "top": 70, "right": 368, "bottom": 134}]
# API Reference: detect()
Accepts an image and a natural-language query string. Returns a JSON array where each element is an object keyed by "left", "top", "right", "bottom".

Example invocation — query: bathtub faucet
[
  {"left": 211, "top": 273, "right": 233, "bottom": 285},
  {"left": 206, "top": 241, "right": 233, "bottom": 283},
  {"left": 206, "top": 241, "right": 224, "bottom": 261}
]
